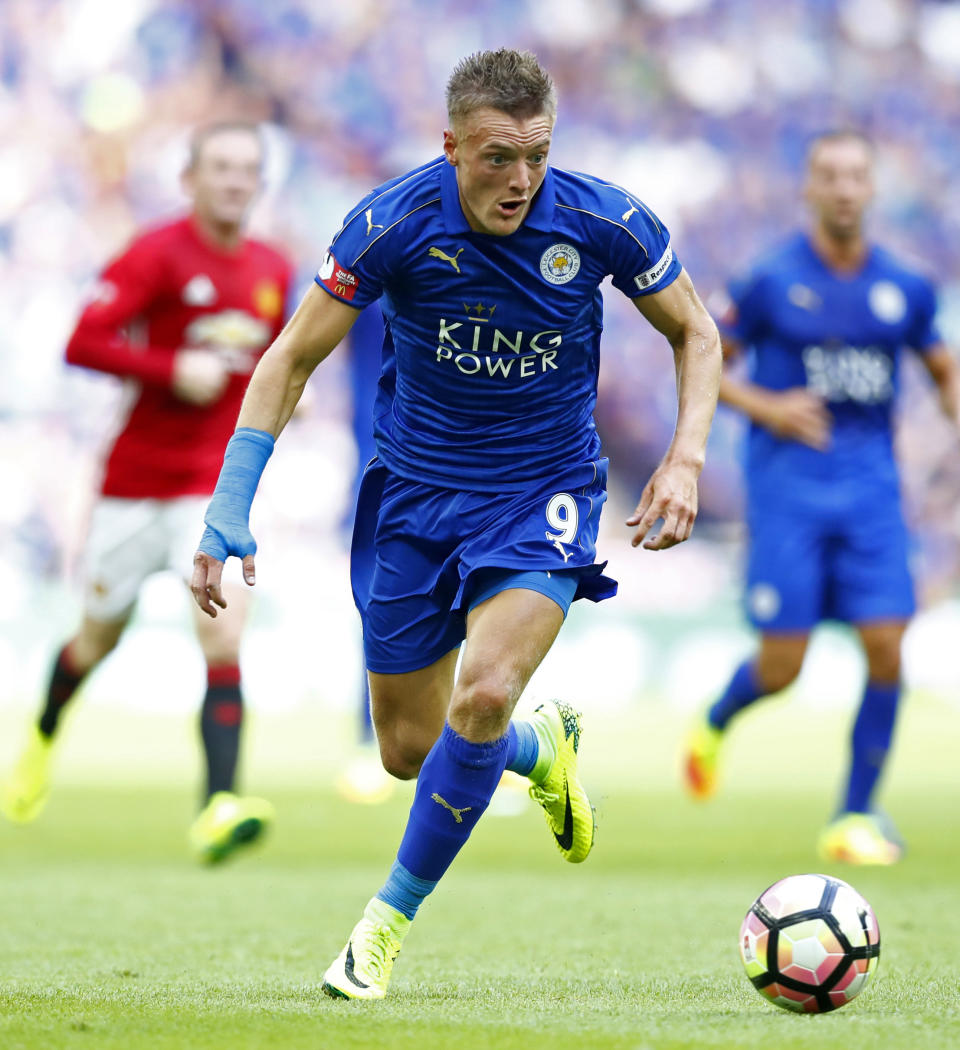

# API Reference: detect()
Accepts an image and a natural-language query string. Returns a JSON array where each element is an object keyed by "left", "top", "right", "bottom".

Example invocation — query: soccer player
[
  {"left": 192, "top": 49, "right": 721, "bottom": 997},
  {"left": 683, "top": 130, "right": 960, "bottom": 864},
  {"left": 2, "top": 122, "right": 294, "bottom": 864}
]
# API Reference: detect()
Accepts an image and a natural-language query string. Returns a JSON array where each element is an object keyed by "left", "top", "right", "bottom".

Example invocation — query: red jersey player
[{"left": 2, "top": 122, "right": 293, "bottom": 863}]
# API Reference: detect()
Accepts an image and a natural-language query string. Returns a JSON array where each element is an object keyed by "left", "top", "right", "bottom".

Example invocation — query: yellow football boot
[
  {"left": 1, "top": 725, "right": 55, "bottom": 824},
  {"left": 322, "top": 897, "right": 411, "bottom": 1000},
  {"left": 188, "top": 791, "right": 274, "bottom": 864},
  {"left": 527, "top": 700, "right": 595, "bottom": 863}
]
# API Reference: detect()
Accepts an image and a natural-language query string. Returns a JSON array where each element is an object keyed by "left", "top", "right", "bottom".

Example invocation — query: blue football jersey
[
  {"left": 315, "top": 157, "right": 680, "bottom": 490},
  {"left": 726, "top": 233, "right": 940, "bottom": 499}
]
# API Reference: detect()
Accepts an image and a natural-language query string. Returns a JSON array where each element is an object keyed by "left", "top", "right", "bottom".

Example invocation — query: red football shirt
[{"left": 68, "top": 215, "right": 293, "bottom": 498}]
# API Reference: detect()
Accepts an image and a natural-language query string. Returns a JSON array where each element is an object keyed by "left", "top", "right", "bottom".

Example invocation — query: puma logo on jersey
[
  {"left": 428, "top": 246, "right": 464, "bottom": 273},
  {"left": 431, "top": 793, "right": 472, "bottom": 823},
  {"left": 621, "top": 199, "right": 639, "bottom": 222},
  {"left": 365, "top": 209, "right": 384, "bottom": 236}
]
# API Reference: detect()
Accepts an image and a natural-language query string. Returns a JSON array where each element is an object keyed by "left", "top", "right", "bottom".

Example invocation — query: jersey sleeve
[
  {"left": 904, "top": 273, "right": 941, "bottom": 354},
  {"left": 65, "top": 235, "right": 176, "bottom": 386},
  {"left": 313, "top": 196, "right": 387, "bottom": 311},
  {"left": 607, "top": 199, "right": 682, "bottom": 300}
]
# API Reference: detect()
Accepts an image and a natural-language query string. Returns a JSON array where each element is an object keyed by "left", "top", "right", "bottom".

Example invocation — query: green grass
[{"left": 0, "top": 695, "right": 958, "bottom": 1049}]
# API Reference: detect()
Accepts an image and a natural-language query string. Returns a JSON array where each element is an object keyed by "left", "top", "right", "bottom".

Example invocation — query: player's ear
[{"left": 442, "top": 128, "right": 458, "bottom": 165}]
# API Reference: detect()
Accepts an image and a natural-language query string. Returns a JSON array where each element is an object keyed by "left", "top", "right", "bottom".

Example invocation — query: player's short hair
[
  {"left": 186, "top": 121, "right": 264, "bottom": 171},
  {"left": 446, "top": 49, "right": 557, "bottom": 128},
  {"left": 806, "top": 129, "right": 874, "bottom": 167}
]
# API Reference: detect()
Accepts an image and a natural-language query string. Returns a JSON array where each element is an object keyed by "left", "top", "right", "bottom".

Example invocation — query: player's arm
[
  {"left": 68, "top": 242, "right": 228, "bottom": 405},
  {"left": 627, "top": 268, "right": 722, "bottom": 550},
  {"left": 919, "top": 344, "right": 960, "bottom": 431},
  {"left": 191, "top": 285, "right": 359, "bottom": 616},
  {"left": 717, "top": 338, "right": 831, "bottom": 450}
]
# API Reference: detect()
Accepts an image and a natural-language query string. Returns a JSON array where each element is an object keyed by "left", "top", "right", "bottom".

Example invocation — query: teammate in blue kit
[
  {"left": 683, "top": 130, "right": 960, "bottom": 864},
  {"left": 192, "top": 49, "right": 721, "bottom": 997}
]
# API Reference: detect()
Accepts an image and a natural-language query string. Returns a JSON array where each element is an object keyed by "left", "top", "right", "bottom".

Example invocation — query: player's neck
[
  {"left": 191, "top": 212, "right": 245, "bottom": 253},
  {"left": 809, "top": 225, "right": 867, "bottom": 274}
]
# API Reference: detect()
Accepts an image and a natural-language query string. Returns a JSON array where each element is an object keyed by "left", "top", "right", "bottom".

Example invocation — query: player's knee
[
  {"left": 755, "top": 656, "right": 802, "bottom": 695},
  {"left": 378, "top": 738, "right": 427, "bottom": 781},
  {"left": 865, "top": 646, "right": 902, "bottom": 685},
  {"left": 448, "top": 674, "right": 514, "bottom": 732}
]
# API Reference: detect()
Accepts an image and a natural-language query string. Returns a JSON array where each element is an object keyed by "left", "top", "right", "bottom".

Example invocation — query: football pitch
[{"left": 0, "top": 695, "right": 957, "bottom": 1050}]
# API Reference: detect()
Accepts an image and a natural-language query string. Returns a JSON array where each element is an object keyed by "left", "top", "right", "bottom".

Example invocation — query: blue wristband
[{"left": 198, "top": 427, "right": 275, "bottom": 562}]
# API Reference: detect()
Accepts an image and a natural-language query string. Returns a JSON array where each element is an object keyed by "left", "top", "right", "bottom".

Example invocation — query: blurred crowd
[{"left": 2, "top": 0, "right": 959, "bottom": 617}]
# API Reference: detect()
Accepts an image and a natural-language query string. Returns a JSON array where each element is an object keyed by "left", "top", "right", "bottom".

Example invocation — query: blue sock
[
  {"left": 843, "top": 681, "right": 900, "bottom": 813},
  {"left": 376, "top": 860, "right": 438, "bottom": 920},
  {"left": 378, "top": 723, "right": 508, "bottom": 917},
  {"left": 504, "top": 721, "right": 539, "bottom": 776},
  {"left": 708, "top": 660, "right": 764, "bottom": 730}
]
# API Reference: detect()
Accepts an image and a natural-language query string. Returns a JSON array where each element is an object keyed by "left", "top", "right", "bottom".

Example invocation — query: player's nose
[{"left": 508, "top": 159, "right": 531, "bottom": 193}]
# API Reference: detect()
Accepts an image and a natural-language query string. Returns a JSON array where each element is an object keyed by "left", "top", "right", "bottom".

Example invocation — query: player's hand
[
  {"left": 190, "top": 550, "right": 256, "bottom": 617},
  {"left": 762, "top": 388, "right": 832, "bottom": 449},
  {"left": 626, "top": 460, "right": 700, "bottom": 550},
  {"left": 172, "top": 349, "right": 230, "bottom": 405}
]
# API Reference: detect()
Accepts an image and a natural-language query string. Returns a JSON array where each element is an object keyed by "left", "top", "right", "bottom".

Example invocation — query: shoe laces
[
  {"left": 360, "top": 922, "right": 400, "bottom": 980},
  {"left": 529, "top": 784, "right": 559, "bottom": 805}
]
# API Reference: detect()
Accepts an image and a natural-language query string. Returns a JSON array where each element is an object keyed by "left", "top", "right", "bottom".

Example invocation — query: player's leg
[
  {"left": 684, "top": 632, "right": 812, "bottom": 800},
  {"left": 323, "top": 587, "right": 565, "bottom": 1000},
  {"left": 1, "top": 496, "right": 156, "bottom": 824},
  {"left": 817, "top": 494, "right": 914, "bottom": 864},
  {"left": 684, "top": 497, "right": 823, "bottom": 799},
  {"left": 187, "top": 582, "right": 273, "bottom": 863},
  {"left": 1, "top": 614, "right": 129, "bottom": 823},
  {"left": 818, "top": 618, "right": 907, "bottom": 866},
  {"left": 335, "top": 661, "right": 397, "bottom": 805}
]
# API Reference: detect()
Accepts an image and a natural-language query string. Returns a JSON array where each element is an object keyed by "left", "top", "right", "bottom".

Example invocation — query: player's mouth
[{"left": 497, "top": 198, "right": 526, "bottom": 219}]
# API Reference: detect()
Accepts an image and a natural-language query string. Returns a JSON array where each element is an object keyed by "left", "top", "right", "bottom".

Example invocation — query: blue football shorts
[
  {"left": 744, "top": 486, "right": 915, "bottom": 632},
  {"left": 350, "top": 457, "right": 618, "bottom": 674}
]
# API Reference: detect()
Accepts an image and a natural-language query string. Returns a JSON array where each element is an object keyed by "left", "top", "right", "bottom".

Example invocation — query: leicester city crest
[{"left": 539, "top": 243, "right": 581, "bottom": 285}]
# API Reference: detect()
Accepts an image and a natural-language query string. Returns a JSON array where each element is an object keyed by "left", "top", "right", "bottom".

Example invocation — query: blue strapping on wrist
[{"left": 198, "top": 428, "right": 275, "bottom": 561}]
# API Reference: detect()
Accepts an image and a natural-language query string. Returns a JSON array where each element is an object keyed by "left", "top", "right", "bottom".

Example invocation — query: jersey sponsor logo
[
  {"left": 364, "top": 208, "right": 384, "bottom": 236},
  {"left": 868, "top": 280, "right": 907, "bottom": 324},
  {"left": 787, "top": 283, "right": 821, "bottom": 311},
  {"left": 252, "top": 279, "right": 283, "bottom": 319},
  {"left": 182, "top": 274, "right": 217, "bottom": 306},
  {"left": 317, "top": 250, "right": 360, "bottom": 301},
  {"left": 435, "top": 316, "right": 562, "bottom": 379},
  {"left": 540, "top": 243, "right": 580, "bottom": 285},
  {"left": 463, "top": 301, "right": 497, "bottom": 322},
  {"left": 427, "top": 246, "right": 464, "bottom": 273},
  {"left": 802, "top": 343, "right": 894, "bottom": 404},
  {"left": 633, "top": 244, "right": 673, "bottom": 291},
  {"left": 185, "top": 310, "right": 271, "bottom": 373}
]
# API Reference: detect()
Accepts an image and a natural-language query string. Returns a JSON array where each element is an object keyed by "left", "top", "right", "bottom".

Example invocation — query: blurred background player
[
  {"left": 1, "top": 122, "right": 294, "bottom": 864},
  {"left": 683, "top": 130, "right": 960, "bottom": 864}
]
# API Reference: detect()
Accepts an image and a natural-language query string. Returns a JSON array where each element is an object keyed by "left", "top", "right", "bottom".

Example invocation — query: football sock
[
  {"left": 376, "top": 860, "right": 439, "bottom": 921},
  {"left": 377, "top": 723, "right": 508, "bottom": 917},
  {"left": 200, "top": 664, "right": 244, "bottom": 800},
  {"left": 38, "top": 644, "right": 86, "bottom": 738},
  {"left": 504, "top": 720, "right": 539, "bottom": 777},
  {"left": 843, "top": 680, "right": 900, "bottom": 814},
  {"left": 707, "top": 660, "right": 764, "bottom": 731}
]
